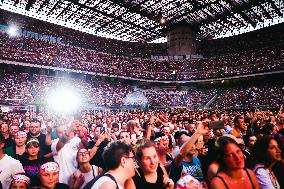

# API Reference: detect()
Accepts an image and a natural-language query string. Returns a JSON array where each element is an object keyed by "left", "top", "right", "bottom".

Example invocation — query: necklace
[{"left": 268, "top": 170, "right": 279, "bottom": 189}]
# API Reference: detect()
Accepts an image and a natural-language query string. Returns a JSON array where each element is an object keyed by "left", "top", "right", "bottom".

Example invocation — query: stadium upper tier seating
[{"left": 0, "top": 31, "right": 283, "bottom": 81}]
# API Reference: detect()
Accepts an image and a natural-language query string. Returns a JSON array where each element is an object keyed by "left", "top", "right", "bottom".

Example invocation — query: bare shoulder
[
  {"left": 246, "top": 169, "right": 260, "bottom": 189},
  {"left": 210, "top": 175, "right": 227, "bottom": 189},
  {"left": 98, "top": 181, "right": 117, "bottom": 189}
]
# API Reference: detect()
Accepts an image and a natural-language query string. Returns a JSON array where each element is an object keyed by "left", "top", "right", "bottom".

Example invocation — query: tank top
[
  {"left": 132, "top": 165, "right": 165, "bottom": 189},
  {"left": 74, "top": 165, "right": 98, "bottom": 189},
  {"left": 215, "top": 168, "right": 255, "bottom": 189}
]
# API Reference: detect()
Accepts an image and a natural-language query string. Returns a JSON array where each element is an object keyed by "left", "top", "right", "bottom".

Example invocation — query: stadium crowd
[
  {"left": 0, "top": 106, "right": 284, "bottom": 189},
  {"left": 0, "top": 72, "right": 283, "bottom": 109},
  {"left": 0, "top": 31, "right": 283, "bottom": 81}
]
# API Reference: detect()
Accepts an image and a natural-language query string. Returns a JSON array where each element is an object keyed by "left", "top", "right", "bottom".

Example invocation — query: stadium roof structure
[{"left": 0, "top": 0, "right": 283, "bottom": 42}]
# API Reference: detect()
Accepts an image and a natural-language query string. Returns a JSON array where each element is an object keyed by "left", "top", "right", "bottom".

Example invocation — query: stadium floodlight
[
  {"left": 160, "top": 17, "right": 166, "bottom": 24},
  {"left": 47, "top": 88, "right": 80, "bottom": 113},
  {"left": 7, "top": 25, "right": 19, "bottom": 37}
]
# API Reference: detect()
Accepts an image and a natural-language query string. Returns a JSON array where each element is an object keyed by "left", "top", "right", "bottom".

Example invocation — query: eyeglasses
[
  {"left": 78, "top": 151, "right": 90, "bottom": 156},
  {"left": 125, "top": 156, "right": 136, "bottom": 161}
]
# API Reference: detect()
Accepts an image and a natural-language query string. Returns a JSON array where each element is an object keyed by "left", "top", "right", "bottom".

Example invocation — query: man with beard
[
  {"left": 169, "top": 122, "right": 207, "bottom": 184},
  {"left": 230, "top": 115, "right": 247, "bottom": 137}
]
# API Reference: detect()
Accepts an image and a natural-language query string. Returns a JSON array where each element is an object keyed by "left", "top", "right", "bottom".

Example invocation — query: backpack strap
[{"left": 104, "top": 173, "right": 120, "bottom": 189}]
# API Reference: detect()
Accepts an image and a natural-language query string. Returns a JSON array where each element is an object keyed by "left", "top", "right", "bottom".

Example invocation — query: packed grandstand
[{"left": 0, "top": 1, "right": 284, "bottom": 189}]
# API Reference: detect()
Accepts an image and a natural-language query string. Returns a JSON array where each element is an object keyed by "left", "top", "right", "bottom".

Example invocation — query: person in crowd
[
  {"left": 169, "top": 122, "right": 207, "bottom": 184},
  {"left": 0, "top": 133, "right": 24, "bottom": 189},
  {"left": 90, "top": 141, "right": 135, "bottom": 189},
  {"left": 9, "top": 174, "right": 30, "bottom": 189},
  {"left": 230, "top": 115, "right": 247, "bottom": 138},
  {"left": 22, "top": 120, "right": 31, "bottom": 133},
  {"left": 126, "top": 141, "right": 174, "bottom": 189},
  {"left": 27, "top": 119, "right": 51, "bottom": 156},
  {"left": 39, "top": 162, "right": 70, "bottom": 189},
  {"left": 154, "top": 135, "right": 172, "bottom": 170},
  {"left": 210, "top": 136, "right": 260, "bottom": 189},
  {"left": 0, "top": 122, "right": 14, "bottom": 148},
  {"left": 69, "top": 148, "right": 102, "bottom": 189},
  {"left": 19, "top": 138, "right": 50, "bottom": 188},
  {"left": 253, "top": 136, "right": 282, "bottom": 189},
  {"left": 50, "top": 122, "right": 85, "bottom": 184},
  {"left": 4, "top": 131, "right": 27, "bottom": 159}
]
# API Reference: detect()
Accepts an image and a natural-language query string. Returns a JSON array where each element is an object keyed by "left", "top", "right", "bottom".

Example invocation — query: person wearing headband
[
  {"left": 9, "top": 173, "right": 30, "bottom": 189},
  {"left": 19, "top": 138, "right": 50, "bottom": 188},
  {"left": 39, "top": 162, "right": 70, "bottom": 189},
  {"left": 4, "top": 131, "right": 27, "bottom": 160}
]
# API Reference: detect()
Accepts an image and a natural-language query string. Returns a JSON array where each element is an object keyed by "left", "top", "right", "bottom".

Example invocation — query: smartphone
[
  {"left": 208, "top": 120, "right": 225, "bottom": 130},
  {"left": 100, "top": 127, "right": 105, "bottom": 134},
  {"left": 131, "top": 134, "right": 136, "bottom": 140}
]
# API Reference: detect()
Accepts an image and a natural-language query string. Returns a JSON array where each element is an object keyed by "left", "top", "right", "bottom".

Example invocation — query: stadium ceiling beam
[
  {"left": 226, "top": 0, "right": 257, "bottom": 27},
  {"left": 106, "top": 0, "right": 160, "bottom": 22},
  {"left": 267, "top": 0, "right": 283, "bottom": 17},
  {"left": 98, "top": 0, "right": 173, "bottom": 31},
  {"left": 257, "top": 2, "right": 272, "bottom": 19},
  {"left": 217, "top": 2, "right": 246, "bottom": 27},
  {"left": 165, "top": 0, "right": 217, "bottom": 24},
  {"left": 239, "top": 0, "right": 263, "bottom": 22},
  {"left": 47, "top": 0, "right": 60, "bottom": 16},
  {"left": 66, "top": 0, "right": 162, "bottom": 37},
  {"left": 25, "top": 0, "right": 36, "bottom": 10},
  {"left": 56, "top": 2, "right": 72, "bottom": 19},
  {"left": 37, "top": 0, "right": 50, "bottom": 12}
]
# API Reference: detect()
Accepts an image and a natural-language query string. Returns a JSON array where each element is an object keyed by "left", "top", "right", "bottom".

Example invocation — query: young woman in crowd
[
  {"left": 4, "top": 131, "right": 27, "bottom": 160},
  {"left": 253, "top": 136, "right": 282, "bottom": 189},
  {"left": 210, "top": 136, "right": 260, "bottom": 189},
  {"left": 9, "top": 174, "right": 31, "bottom": 189},
  {"left": 126, "top": 141, "right": 174, "bottom": 189},
  {"left": 69, "top": 148, "right": 102, "bottom": 189},
  {"left": 39, "top": 162, "right": 70, "bottom": 189},
  {"left": 19, "top": 138, "right": 50, "bottom": 188}
]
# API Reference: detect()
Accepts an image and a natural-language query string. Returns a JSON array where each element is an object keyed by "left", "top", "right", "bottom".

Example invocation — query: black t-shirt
[
  {"left": 54, "top": 183, "right": 70, "bottom": 189},
  {"left": 132, "top": 166, "right": 165, "bottom": 189},
  {"left": 4, "top": 136, "right": 14, "bottom": 149},
  {"left": 19, "top": 156, "right": 50, "bottom": 187},
  {"left": 89, "top": 140, "right": 109, "bottom": 170}
]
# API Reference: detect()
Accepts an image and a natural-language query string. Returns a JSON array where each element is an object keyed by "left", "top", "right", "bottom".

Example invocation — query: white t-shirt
[
  {"left": 51, "top": 137, "right": 81, "bottom": 184},
  {"left": 73, "top": 165, "right": 99, "bottom": 189},
  {"left": 0, "top": 154, "right": 24, "bottom": 189},
  {"left": 91, "top": 175, "right": 123, "bottom": 189}
]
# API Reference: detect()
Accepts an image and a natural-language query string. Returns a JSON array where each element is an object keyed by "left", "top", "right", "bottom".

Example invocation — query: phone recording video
[{"left": 208, "top": 120, "right": 225, "bottom": 130}]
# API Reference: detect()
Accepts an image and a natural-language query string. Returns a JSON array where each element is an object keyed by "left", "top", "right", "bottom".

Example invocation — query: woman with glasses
[
  {"left": 19, "top": 138, "right": 50, "bottom": 188},
  {"left": 126, "top": 141, "right": 174, "bottom": 189},
  {"left": 210, "top": 136, "right": 260, "bottom": 189},
  {"left": 252, "top": 136, "right": 282, "bottom": 189},
  {"left": 69, "top": 148, "right": 102, "bottom": 189}
]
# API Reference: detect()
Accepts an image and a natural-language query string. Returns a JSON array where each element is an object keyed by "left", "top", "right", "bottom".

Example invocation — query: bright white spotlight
[
  {"left": 7, "top": 25, "right": 19, "bottom": 37},
  {"left": 48, "top": 88, "right": 80, "bottom": 113}
]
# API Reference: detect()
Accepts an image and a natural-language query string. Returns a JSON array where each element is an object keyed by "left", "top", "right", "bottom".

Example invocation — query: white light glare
[
  {"left": 7, "top": 25, "right": 19, "bottom": 37},
  {"left": 48, "top": 88, "right": 80, "bottom": 113}
]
